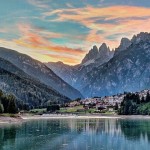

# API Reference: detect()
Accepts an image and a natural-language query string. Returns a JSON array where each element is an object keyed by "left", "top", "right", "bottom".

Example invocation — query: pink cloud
[
  {"left": 12, "top": 23, "right": 86, "bottom": 64},
  {"left": 44, "top": 5, "right": 150, "bottom": 48}
]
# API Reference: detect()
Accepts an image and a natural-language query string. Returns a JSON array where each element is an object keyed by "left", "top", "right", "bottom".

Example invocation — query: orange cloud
[
  {"left": 2, "top": 5, "right": 150, "bottom": 65},
  {"left": 12, "top": 23, "right": 86, "bottom": 64},
  {"left": 46, "top": 5, "right": 150, "bottom": 23},
  {"left": 14, "top": 37, "right": 85, "bottom": 56},
  {"left": 18, "top": 23, "right": 62, "bottom": 42},
  {"left": 46, "top": 53, "right": 81, "bottom": 65},
  {"left": 44, "top": 5, "right": 150, "bottom": 48},
  {"left": 0, "top": 38, "right": 84, "bottom": 65}
]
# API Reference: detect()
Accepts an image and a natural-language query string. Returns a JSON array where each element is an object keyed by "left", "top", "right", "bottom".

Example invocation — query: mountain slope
[
  {"left": 81, "top": 33, "right": 150, "bottom": 97},
  {"left": 0, "top": 47, "right": 83, "bottom": 99},
  {"left": 0, "top": 57, "right": 70, "bottom": 107},
  {"left": 46, "top": 61, "right": 79, "bottom": 88}
]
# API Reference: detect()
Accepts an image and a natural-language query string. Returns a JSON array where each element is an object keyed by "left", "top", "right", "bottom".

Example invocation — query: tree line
[
  {"left": 0, "top": 90, "right": 18, "bottom": 114},
  {"left": 118, "top": 92, "right": 150, "bottom": 115},
  {"left": 0, "top": 89, "right": 61, "bottom": 114}
]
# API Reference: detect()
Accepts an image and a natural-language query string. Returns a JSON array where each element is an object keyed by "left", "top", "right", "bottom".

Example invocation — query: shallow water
[{"left": 0, "top": 118, "right": 150, "bottom": 150}]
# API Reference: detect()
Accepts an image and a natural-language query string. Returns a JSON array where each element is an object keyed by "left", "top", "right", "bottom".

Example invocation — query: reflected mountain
[{"left": 0, "top": 119, "right": 150, "bottom": 150}]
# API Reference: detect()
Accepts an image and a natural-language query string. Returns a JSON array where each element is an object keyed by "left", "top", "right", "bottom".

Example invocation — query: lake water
[{"left": 0, "top": 118, "right": 150, "bottom": 150}]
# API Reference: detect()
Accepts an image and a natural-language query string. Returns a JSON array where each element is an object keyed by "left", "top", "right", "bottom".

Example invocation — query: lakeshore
[
  {"left": 1, "top": 115, "right": 150, "bottom": 150},
  {"left": 0, "top": 116, "right": 23, "bottom": 124},
  {"left": 22, "top": 114, "right": 120, "bottom": 120},
  {"left": 22, "top": 114, "right": 150, "bottom": 120},
  {"left": 2, "top": 114, "right": 150, "bottom": 124}
]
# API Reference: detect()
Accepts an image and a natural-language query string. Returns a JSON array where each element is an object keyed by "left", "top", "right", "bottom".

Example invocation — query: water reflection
[
  {"left": 0, "top": 125, "right": 17, "bottom": 150},
  {"left": 119, "top": 119, "right": 150, "bottom": 141},
  {"left": 0, "top": 119, "right": 150, "bottom": 150}
]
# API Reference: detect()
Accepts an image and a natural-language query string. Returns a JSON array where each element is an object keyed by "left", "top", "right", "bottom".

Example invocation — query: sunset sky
[{"left": 0, "top": 0, "right": 150, "bottom": 65}]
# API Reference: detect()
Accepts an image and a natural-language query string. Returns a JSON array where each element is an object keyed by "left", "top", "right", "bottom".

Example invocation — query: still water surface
[{"left": 0, "top": 118, "right": 150, "bottom": 150}]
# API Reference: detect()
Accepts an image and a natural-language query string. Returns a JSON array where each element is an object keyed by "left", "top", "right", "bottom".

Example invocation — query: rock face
[
  {"left": 114, "top": 38, "right": 131, "bottom": 56},
  {"left": 0, "top": 57, "right": 70, "bottom": 107},
  {"left": 82, "top": 43, "right": 114, "bottom": 66},
  {"left": 82, "top": 45, "right": 99, "bottom": 64},
  {"left": 0, "top": 47, "right": 83, "bottom": 99},
  {"left": 131, "top": 32, "right": 150, "bottom": 44},
  {"left": 81, "top": 32, "right": 150, "bottom": 97}
]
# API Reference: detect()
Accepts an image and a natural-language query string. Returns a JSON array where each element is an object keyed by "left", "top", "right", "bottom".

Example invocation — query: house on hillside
[{"left": 69, "top": 101, "right": 80, "bottom": 107}]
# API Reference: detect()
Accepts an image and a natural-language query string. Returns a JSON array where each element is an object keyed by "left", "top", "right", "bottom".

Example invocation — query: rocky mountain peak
[
  {"left": 131, "top": 32, "right": 150, "bottom": 44},
  {"left": 99, "top": 43, "right": 111, "bottom": 56},
  {"left": 99, "top": 43, "right": 108, "bottom": 51},
  {"left": 55, "top": 61, "right": 65, "bottom": 65},
  {"left": 81, "top": 35, "right": 150, "bottom": 97},
  {"left": 120, "top": 38, "right": 131, "bottom": 47},
  {"left": 45, "top": 32, "right": 150, "bottom": 98},
  {"left": 115, "top": 32, "right": 150, "bottom": 56},
  {"left": 81, "top": 43, "right": 114, "bottom": 65},
  {"left": 81, "top": 45, "right": 98, "bottom": 64},
  {"left": 114, "top": 37, "right": 131, "bottom": 56},
  {"left": 92, "top": 45, "right": 99, "bottom": 51}
]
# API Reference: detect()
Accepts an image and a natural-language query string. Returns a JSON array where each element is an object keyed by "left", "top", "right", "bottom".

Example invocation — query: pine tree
[
  {"left": 136, "top": 94, "right": 140, "bottom": 104},
  {"left": 114, "top": 102, "right": 119, "bottom": 110},
  {"left": 146, "top": 92, "right": 150, "bottom": 103},
  {"left": 141, "top": 96, "right": 145, "bottom": 103},
  {"left": 7, "top": 95, "right": 18, "bottom": 114},
  {"left": 0, "top": 103, "right": 4, "bottom": 113},
  {"left": 0, "top": 90, "right": 3, "bottom": 98},
  {"left": 1, "top": 96, "right": 9, "bottom": 113}
]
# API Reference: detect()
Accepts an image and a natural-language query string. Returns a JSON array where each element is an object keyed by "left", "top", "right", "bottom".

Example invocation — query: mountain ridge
[
  {"left": 46, "top": 32, "right": 150, "bottom": 97},
  {"left": 0, "top": 57, "right": 70, "bottom": 107},
  {"left": 0, "top": 47, "right": 83, "bottom": 99},
  {"left": 81, "top": 35, "right": 150, "bottom": 97}
]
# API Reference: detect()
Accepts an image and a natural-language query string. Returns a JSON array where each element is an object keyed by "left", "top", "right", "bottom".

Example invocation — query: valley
[{"left": 0, "top": 32, "right": 150, "bottom": 114}]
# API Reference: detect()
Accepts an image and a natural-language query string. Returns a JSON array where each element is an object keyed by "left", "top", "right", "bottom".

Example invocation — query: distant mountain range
[
  {"left": 0, "top": 32, "right": 149, "bottom": 106},
  {"left": 0, "top": 47, "right": 83, "bottom": 100},
  {"left": 46, "top": 32, "right": 150, "bottom": 97}
]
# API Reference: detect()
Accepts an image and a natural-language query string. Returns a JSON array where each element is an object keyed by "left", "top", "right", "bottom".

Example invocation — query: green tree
[
  {"left": 141, "top": 96, "right": 145, "bottom": 103},
  {"left": 1, "top": 96, "right": 9, "bottom": 113},
  {"left": 0, "top": 103, "right": 4, "bottom": 113},
  {"left": 0, "top": 90, "right": 3, "bottom": 98},
  {"left": 146, "top": 92, "right": 150, "bottom": 103},
  {"left": 114, "top": 102, "right": 119, "bottom": 110},
  {"left": 74, "top": 98, "right": 81, "bottom": 102},
  {"left": 136, "top": 94, "right": 140, "bottom": 104},
  {"left": 128, "top": 104, "right": 133, "bottom": 115},
  {"left": 47, "top": 104, "right": 60, "bottom": 112},
  {"left": 124, "top": 100, "right": 132, "bottom": 115},
  {"left": 7, "top": 95, "right": 18, "bottom": 114},
  {"left": 119, "top": 93, "right": 139, "bottom": 115}
]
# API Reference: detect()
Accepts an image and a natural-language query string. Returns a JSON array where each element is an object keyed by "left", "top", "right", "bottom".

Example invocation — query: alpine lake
[{"left": 1, "top": 118, "right": 150, "bottom": 150}]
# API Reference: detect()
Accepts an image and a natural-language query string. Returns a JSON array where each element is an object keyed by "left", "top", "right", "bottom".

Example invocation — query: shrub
[{"left": 47, "top": 105, "right": 60, "bottom": 112}]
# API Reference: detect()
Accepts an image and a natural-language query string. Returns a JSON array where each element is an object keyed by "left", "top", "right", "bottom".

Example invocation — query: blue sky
[{"left": 0, "top": 0, "right": 150, "bottom": 64}]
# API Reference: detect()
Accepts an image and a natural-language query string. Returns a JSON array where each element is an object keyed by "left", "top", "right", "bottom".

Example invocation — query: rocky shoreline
[{"left": 0, "top": 116, "right": 23, "bottom": 124}]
